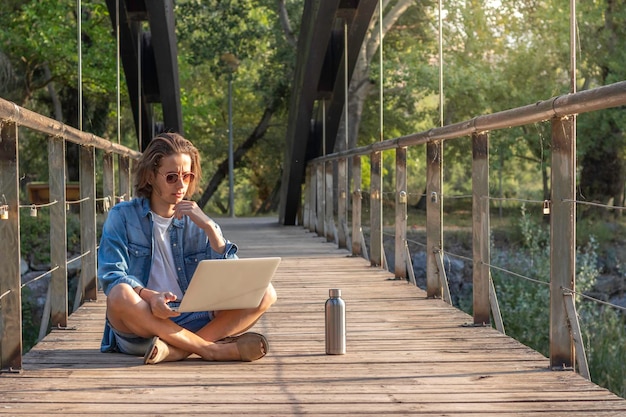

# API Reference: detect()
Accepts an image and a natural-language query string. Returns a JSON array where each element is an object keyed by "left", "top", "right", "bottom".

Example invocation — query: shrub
[{"left": 486, "top": 207, "right": 625, "bottom": 398}]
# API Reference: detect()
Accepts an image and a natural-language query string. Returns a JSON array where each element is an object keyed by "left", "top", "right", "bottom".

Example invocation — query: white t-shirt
[{"left": 147, "top": 212, "right": 184, "bottom": 300}]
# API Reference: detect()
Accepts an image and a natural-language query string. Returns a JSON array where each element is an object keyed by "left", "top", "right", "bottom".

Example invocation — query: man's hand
[
  {"left": 173, "top": 200, "right": 226, "bottom": 253},
  {"left": 147, "top": 291, "right": 181, "bottom": 319}
]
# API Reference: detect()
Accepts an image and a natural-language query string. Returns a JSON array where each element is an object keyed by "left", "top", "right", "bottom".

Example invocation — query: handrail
[
  {"left": 0, "top": 98, "right": 140, "bottom": 159},
  {"left": 312, "top": 81, "right": 626, "bottom": 163},
  {"left": 303, "top": 79, "right": 626, "bottom": 381},
  {"left": 0, "top": 97, "right": 139, "bottom": 372}
]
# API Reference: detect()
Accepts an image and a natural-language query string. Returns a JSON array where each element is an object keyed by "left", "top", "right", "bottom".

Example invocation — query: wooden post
[
  {"left": 316, "top": 163, "right": 325, "bottom": 237},
  {"left": 325, "top": 161, "right": 335, "bottom": 242},
  {"left": 118, "top": 155, "right": 131, "bottom": 202},
  {"left": 102, "top": 152, "right": 115, "bottom": 213},
  {"left": 395, "top": 147, "right": 407, "bottom": 279},
  {"left": 426, "top": 141, "right": 443, "bottom": 298},
  {"left": 309, "top": 164, "right": 317, "bottom": 232},
  {"left": 550, "top": 116, "right": 576, "bottom": 370},
  {"left": 352, "top": 155, "right": 362, "bottom": 257},
  {"left": 337, "top": 158, "right": 348, "bottom": 249},
  {"left": 303, "top": 165, "right": 311, "bottom": 230},
  {"left": 79, "top": 145, "right": 97, "bottom": 302},
  {"left": 563, "top": 291, "right": 590, "bottom": 379},
  {"left": 0, "top": 122, "right": 22, "bottom": 371},
  {"left": 370, "top": 151, "right": 383, "bottom": 267},
  {"left": 49, "top": 136, "right": 68, "bottom": 328},
  {"left": 472, "top": 132, "right": 490, "bottom": 325}
]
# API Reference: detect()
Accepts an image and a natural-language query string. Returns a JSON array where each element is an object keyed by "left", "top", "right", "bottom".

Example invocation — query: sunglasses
[{"left": 158, "top": 171, "right": 195, "bottom": 184}]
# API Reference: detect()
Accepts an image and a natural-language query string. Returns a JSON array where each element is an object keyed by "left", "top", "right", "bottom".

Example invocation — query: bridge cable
[
  {"left": 378, "top": 0, "right": 384, "bottom": 143},
  {"left": 77, "top": 0, "right": 83, "bottom": 131},
  {"left": 137, "top": 26, "right": 143, "bottom": 150},
  {"left": 344, "top": 20, "right": 349, "bottom": 152},
  {"left": 438, "top": 0, "right": 444, "bottom": 128},
  {"left": 116, "top": 0, "right": 121, "bottom": 143}
]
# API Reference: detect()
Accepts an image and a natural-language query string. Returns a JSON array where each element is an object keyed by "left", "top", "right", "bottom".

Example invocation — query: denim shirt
[{"left": 97, "top": 197, "right": 238, "bottom": 352}]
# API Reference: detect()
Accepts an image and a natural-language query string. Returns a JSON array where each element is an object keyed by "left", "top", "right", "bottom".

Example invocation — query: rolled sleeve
[{"left": 97, "top": 206, "right": 147, "bottom": 295}]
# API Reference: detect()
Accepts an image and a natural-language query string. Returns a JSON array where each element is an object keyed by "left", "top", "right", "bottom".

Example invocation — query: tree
[
  {"left": 0, "top": 1, "right": 127, "bottom": 182},
  {"left": 577, "top": 0, "right": 626, "bottom": 215},
  {"left": 175, "top": 0, "right": 299, "bottom": 214}
]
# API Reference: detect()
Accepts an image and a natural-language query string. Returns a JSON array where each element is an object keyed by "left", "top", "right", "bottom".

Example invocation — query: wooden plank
[{"left": 0, "top": 218, "right": 624, "bottom": 416}]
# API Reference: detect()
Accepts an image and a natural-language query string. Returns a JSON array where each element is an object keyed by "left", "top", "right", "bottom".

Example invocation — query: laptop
[{"left": 171, "top": 257, "right": 281, "bottom": 313}]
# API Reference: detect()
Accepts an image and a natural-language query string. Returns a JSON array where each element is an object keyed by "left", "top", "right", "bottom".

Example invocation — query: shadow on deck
[{"left": 1, "top": 217, "right": 624, "bottom": 416}]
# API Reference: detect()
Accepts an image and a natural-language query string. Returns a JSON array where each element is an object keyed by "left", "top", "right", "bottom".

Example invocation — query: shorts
[{"left": 109, "top": 310, "right": 215, "bottom": 356}]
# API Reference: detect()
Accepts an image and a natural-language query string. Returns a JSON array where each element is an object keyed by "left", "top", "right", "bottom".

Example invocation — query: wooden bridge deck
[{"left": 1, "top": 217, "right": 625, "bottom": 416}]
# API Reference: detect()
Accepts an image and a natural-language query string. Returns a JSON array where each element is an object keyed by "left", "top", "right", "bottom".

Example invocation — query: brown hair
[{"left": 133, "top": 132, "right": 202, "bottom": 198}]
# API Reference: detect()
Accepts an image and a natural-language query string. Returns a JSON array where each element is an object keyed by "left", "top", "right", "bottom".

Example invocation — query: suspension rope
[
  {"left": 562, "top": 287, "right": 626, "bottom": 312},
  {"left": 570, "top": 0, "right": 577, "bottom": 94},
  {"left": 344, "top": 19, "right": 349, "bottom": 151},
  {"left": 77, "top": 0, "right": 83, "bottom": 131},
  {"left": 138, "top": 28, "right": 142, "bottom": 150},
  {"left": 116, "top": 0, "right": 121, "bottom": 144},
  {"left": 378, "top": 0, "right": 384, "bottom": 142},
  {"left": 563, "top": 199, "right": 626, "bottom": 211},
  {"left": 438, "top": 0, "right": 444, "bottom": 127},
  {"left": 322, "top": 99, "right": 326, "bottom": 156}
]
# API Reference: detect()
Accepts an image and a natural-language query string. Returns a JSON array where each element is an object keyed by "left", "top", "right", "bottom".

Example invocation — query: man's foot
[
  {"left": 219, "top": 332, "right": 269, "bottom": 362},
  {"left": 143, "top": 337, "right": 170, "bottom": 365},
  {"left": 145, "top": 333, "right": 269, "bottom": 364}
]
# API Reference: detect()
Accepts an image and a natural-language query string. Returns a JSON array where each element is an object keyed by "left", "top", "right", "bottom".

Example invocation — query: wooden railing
[
  {"left": 303, "top": 81, "right": 626, "bottom": 379},
  {"left": 0, "top": 98, "right": 140, "bottom": 372}
]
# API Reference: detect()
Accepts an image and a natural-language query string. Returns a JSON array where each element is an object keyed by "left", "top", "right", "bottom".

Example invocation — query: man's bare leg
[
  {"left": 195, "top": 283, "right": 277, "bottom": 342},
  {"left": 106, "top": 284, "right": 254, "bottom": 362}
]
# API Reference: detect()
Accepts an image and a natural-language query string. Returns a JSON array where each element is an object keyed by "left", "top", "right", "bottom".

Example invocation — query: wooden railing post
[
  {"left": 395, "top": 147, "right": 407, "bottom": 279},
  {"left": 352, "top": 155, "right": 363, "bottom": 257},
  {"left": 337, "top": 158, "right": 348, "bottom": 249},
  {"left": 472, "top": 132, "right": 491, "bottom": 325},
  {"left": 118, "top": 155, "right": 131, "bottom": 202},
  {"left": 0, "top": 122, "right": 22, "bottom": 372},
  {"left": 316, "top": 163, "right": 325, "bottom": 237},
  {"left": 102, "top": 152, "right": 115, "bottom": 213},
  {"left": 48, "top": 136, "right": 68, "bottom": 328},
  {"left": 550, "top": 116, "right": 576, "bottom": 370},
  {"left": 370, "top": 151, "right": 383, "bottom": 267},
  {"left": 426, "top": 141, "right": 443, "bottom": 298},
  {"left": 79, "top": 145, "right": 97, "bottom": 303},
  {"left": 325, "top": 161, "right": 335, "bottom": 242},
  {"left": 309, "top": 164, "right": 317, "bottom": 232},
  {"left": 303, "top": 165, "right": 311, "bottom": 230}
]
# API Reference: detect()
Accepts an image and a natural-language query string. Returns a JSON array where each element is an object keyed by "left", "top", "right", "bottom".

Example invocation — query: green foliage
[
  {"left": 486, "top": 209, "right": 626, "bottom": 398},
  {"left": 20, "top": 211, "right": 82, "bottom": 265},
  {"left": 0, "top": 1, "right": 118, "bottom": 105},
  {"left": 174, "top": 0, "right": 298, "bottom": 214},
  {"left": 491, "top": 208, "right": 551, "bottom": 355},
  {"left": 579, "top": 305, "right": 626, "bottom": 398},
  {"left": 21, "top": 287, "right": 40, "bottom": 353}
]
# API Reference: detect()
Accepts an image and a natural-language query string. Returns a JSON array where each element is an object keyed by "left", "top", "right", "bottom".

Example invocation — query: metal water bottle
[{"left": 325, "top": 288, "right": 346, "bottom": 354}]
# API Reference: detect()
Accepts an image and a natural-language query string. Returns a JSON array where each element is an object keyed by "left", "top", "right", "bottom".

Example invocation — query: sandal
[
  {"left": 143, "top": 336, "right": 170, "bottom": 365},
  {"left": 218, "top": 332, "right": 269, "bottom": 362}
]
